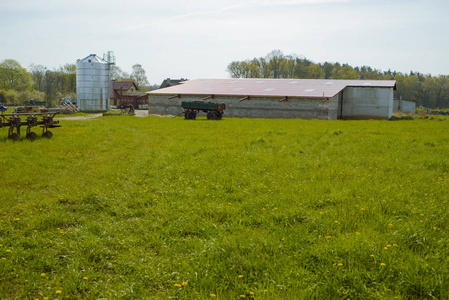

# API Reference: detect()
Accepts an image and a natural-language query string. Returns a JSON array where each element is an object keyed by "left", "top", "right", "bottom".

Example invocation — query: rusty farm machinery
[{"left": 0, "top": 111, "right": 61, "bottom": 141}]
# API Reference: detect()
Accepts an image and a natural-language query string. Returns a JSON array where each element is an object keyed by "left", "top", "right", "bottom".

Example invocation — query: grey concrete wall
[
  {"left": 393, "top": 99, "right": 416, "bottom": 113},
  {"left": 341, "top": 87, "right": 393, "bottom": 120},
  {"left": 148, "top": 94, "right": 340, "bottom": 120}
]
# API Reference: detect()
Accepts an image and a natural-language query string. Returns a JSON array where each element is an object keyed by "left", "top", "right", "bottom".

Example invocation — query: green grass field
[{"left": 0, "top": 115, "right": 448, "bottom": 299}]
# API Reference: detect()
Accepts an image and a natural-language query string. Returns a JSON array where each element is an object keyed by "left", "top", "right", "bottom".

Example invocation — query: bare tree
[{"left": 131, "top": 64, "right": 149, "bottom": 90}]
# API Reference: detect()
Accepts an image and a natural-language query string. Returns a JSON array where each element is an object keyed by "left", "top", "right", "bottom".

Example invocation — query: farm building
[
  {"left": 393, "top": 99, "right": 416, "bottom": 114},
  {"left": 109, "top": 81, "right": 147, "bottom": 109},
  {"left": 159, "top": 78, "right": 188, "bottom": 89},
  {"left": 147, "top": 78, "right": 396, "bottom": 120}
]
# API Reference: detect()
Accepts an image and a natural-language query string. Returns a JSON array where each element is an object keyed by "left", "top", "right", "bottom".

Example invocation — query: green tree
[
  {"left": 0, "top": 89, "right": 20, "bottom": 104},
  {"left": 62, "top": 64, "right": 76, "bottom": 93},
  {"left": 227, "top": 61, "right": 243, "bottom": 78},
  {"left": 0, "top": 59, "right": 32, "bottom": 91},
  {"left": 18, "top": 90, "right": 46, "bottom": 105},
  {"left": 306, "top": 64, "right": 325, "bottom": 79},
  {"left": 321, "top": 62, "right": 334, "bottom": 79},
  {"left": 331, "top": 64, "right": 359, "bottom": 79}
]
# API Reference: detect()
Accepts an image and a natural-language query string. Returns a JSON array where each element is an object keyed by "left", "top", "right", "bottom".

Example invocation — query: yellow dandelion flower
[
  {"left": 182, "top": 282, "right": 188, "bottom": 286},
  {"left": 337, "top": 263, "right": 343, "bottom": 266},
  {"left": 210, "top": 294, "right": 216, "bottom": 297},
  {"left": 174, "top": 283, "right": 182, "bottom": 288},
  {"left": 249, "top": 292, "right": 254, "bottom": 295},
  {"left": 370, "top": 254, "right": 375, "bottom": 257},
  {"left": 334, "top": 221, "right": 339, "bottom": 224},
  {"left": 388, "top": 224, "right": 393, "bottom": 226},
  {"left": 264, "top": 289, "right": 268, "bottom": 292},
  {"left": 380, "top": 263, "right": 386, "bottom": 266},
  {"left": 6, "top": 250, "right": 11, "bottom": 253},
  {"left": 83, "top": 277, "right": 88, "bottom": 280},
  {"left": 41, "top": 273, "right": 46, "bottom": 277},
  {"left": 1, "top": 257, "right": 6, "bottom": 260},
  {"left": 56, "top": 290, "right": 62, "bottom": 294},
  {"left": 240, "top": 295, "right": 246, "bottom": 298},
  {"left": 238, "top": 275, "right": 244, "bottom": 278},
  {"left": 393, "top": 244, "right": 398, "bottom": 247}
]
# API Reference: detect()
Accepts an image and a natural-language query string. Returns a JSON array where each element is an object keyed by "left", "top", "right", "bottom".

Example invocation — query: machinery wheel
[
  {"left": 216, "top": 113, "right": 223, "bottom": 120},
  {"left": 27, "top": 132, "right": 37, "bottom": 141},
  {"left": 184, "top": 112, "right": 190, "bottom": 119},
  {"left": 207, "top": 111, "right": 216, "bottom": 120},
  {"left": 9, "top": 132, "right": 19, "bottom": 141},
  {"left": 187, "top": 111, "right": 196, "bottom": 120},
  {"left": 43, "top": 131, "right": 53, "bottom": 139}
]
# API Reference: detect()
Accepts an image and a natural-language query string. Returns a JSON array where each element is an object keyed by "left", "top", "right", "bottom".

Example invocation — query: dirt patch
[
  {"left": 58, "top": 114, "right": 102, "bottom": 121},
  {"left": 57, "top": 110, "right": 150, "bottom": 121}
]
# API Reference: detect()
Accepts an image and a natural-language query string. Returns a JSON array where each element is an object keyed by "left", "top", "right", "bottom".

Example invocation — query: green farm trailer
[{"left": 181, "top": 101, "right": 226, "bottom": 120}]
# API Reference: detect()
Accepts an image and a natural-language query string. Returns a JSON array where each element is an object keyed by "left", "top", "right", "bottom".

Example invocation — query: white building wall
[
  {"left": 393, "top": 99, "right": 416, "bottom": 113},
  {"left": 341, "top": 87, "right": 393, "bottom": 119},
  {"left": 148, "top": 94, "right": 340, "bottom": 120}
]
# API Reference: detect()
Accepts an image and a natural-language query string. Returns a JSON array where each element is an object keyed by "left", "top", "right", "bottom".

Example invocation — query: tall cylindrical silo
[{"left": 76, "top": 54, "right": 112, "bottom": 112}]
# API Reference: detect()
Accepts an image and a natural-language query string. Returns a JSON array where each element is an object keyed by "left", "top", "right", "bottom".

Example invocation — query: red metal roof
[
  {"left": 110, "top": 81, "right": 138, "bottom": 99},
  {"left": 147, "top": 78, "right": 396, "bottom": 98}
]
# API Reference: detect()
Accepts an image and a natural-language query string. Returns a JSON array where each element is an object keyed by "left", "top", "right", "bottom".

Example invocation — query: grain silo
[{"left": 76, "top": 52, "right": 115, "bottom": 111}]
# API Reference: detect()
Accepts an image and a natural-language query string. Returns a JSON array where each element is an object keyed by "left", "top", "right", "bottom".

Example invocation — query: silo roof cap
[{"left": 77, "top": 54, "right": 107, "bottom": 64}]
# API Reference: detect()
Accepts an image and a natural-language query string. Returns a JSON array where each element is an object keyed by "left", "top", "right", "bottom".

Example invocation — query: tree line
[
  {"left": 0, "top": 59, "right": 149, "bottom": 105},
  {"left": 227, "top": 50, "right": 449, "bottom": 109}
]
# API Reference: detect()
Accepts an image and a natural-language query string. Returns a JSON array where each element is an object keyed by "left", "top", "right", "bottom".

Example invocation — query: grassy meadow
[{"left": 0, "top": 114, "right": 448, "bottom": 299}]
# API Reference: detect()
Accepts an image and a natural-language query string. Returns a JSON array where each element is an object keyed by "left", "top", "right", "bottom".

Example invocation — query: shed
[
  {"left": 393, "top": 99, "right": 416, "bottom": 114},
  {"left": 147, "top": 78, "right": 396, "bottom": 120}
]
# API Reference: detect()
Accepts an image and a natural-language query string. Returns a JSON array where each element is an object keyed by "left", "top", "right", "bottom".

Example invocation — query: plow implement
[{"left": 0, "top": 113, "right": 61, "bottom": 141}]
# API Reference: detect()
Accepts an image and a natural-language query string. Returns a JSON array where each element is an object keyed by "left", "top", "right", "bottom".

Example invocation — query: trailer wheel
[
  {"left": 187, "top": 111, "right": 196, "bottom": 120},
  {"left": 216, "top": 112, "right": 223, "bottom": 120},
  {"left": 27, "top": 132, "right": 37, "bottom": 141},
  {"left": 207, "top": 111, "right": 216, "bottom": 120}
]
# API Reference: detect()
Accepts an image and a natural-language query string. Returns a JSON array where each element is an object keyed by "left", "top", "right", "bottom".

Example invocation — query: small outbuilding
[
  {"left": 393, "top": 99, "right": 416, "bottom": 114},
  {"left": 147, "top": 78, "right": 396, "bottom": 120}
]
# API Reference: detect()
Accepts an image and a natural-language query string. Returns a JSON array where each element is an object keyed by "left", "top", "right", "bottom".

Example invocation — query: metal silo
[{"left": 76, "top": 52, "right": 115, "bottom": 111}]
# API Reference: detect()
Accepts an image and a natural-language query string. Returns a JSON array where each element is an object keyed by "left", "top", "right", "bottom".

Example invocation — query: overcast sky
[{"left": 1, "top": 0, "right": 447, "bottom": 85}]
